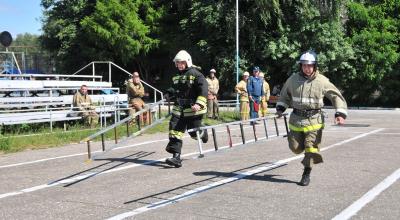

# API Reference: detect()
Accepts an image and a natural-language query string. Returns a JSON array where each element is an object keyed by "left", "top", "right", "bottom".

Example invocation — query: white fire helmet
[
  {"left": 243, "top": 71, "right": 250, "bottom": 76},
  {"left": 210, "top": 69, "right": 216, "bottom": 73},
  {"left": 299, "top": 51, "right": 317, "bottom": 65},
  {"left": 173, "top": 50, "right": 192, "bottom": 68}
]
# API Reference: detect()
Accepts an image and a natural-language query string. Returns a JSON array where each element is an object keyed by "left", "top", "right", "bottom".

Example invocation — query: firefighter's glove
[
  {"left": 275, "top": 105, "right": 286, "bottom": 118},
  {"left": 276, "top": 110, "right": 283, "bottom": 118},
  {"left": 334, "top": 112, "right": 346, "bottom": 125}
]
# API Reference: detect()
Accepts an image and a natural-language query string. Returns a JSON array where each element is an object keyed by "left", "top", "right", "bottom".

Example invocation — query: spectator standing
[
  {"left": 235, "top": 71, "right": 250, "bottom": 120},
  {"left": 206, "top": 69, "right": 219, "bottom": 119},
  {"left": 247, "top": 66, "right": 264, "bottom": 123}
]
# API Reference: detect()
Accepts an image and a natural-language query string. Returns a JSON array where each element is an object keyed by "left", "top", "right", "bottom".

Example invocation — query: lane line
[
  {"left": 0, "top": 125, "right": 261, "bottom": 169},
  {"left": 0, "top": 123, "right": 365, "bottom": 169},
  {"left": 332, "top": 167, "right": 400, "bottom": 220},
  {"left": 106, "top": 128, "right": 384, "bottom": 220},
  {"left": 0, "top": 134, "right": 280, "bottom": 200}
]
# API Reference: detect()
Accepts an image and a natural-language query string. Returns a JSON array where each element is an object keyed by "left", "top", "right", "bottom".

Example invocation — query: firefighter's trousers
[
  {"left": 128, "top": 98, "right": 149, "bottom": 125},
  {"left": 239, "top": 101, "right": 249, "bottom": 121},
  {"left": 207, "top": 98, "right": 219, "bottom": 118},
  {"left": 82, "top": 111, "right": 99, "bottom": 128},
  {"left": 288, "top": 129, "right": 323, "bottom": 167},
  {"left": 259, "top": 99, "right": 268, "bottom": 117},
  {"left": 166, "top": 114, "right": 205, "bottom": 154}
]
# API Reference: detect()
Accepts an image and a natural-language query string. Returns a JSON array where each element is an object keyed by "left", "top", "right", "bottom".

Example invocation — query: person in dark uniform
[{"left": 165, "top": 50, "right": 209, "bottom": 168}]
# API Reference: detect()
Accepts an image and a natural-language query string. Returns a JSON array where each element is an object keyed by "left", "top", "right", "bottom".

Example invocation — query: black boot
[
  {"left": 298, "top": 167, "right": 312, "bottom": 186},
  {"left": 201, "top": 129, "right": 208, "bottom": 143},
  {"left": 165, "top": 153, "right": 182, "bottom": 168}
]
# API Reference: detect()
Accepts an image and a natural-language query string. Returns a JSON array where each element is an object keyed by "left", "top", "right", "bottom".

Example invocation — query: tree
[
  {"left": 40, "top": 0, "right": 163, "bottom": 79},
  {"left": 345, "top": 0, "right": 399, "bottom": 106}
]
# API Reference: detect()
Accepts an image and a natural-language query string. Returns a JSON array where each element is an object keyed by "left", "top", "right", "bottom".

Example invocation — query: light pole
[{"left": 235, "top": 0, "right": 240, "bottom": 107}]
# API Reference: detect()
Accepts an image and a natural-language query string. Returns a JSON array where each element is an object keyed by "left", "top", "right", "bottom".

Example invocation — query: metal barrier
[
  {"left": 70, "top": 61, "right": 164, "bottom": 104},
  {"left": 82, "top": 99, "right": 170, "bottom": 160},
  {"left": 187, "top": 114, "right": 289, "bottom": 158}
]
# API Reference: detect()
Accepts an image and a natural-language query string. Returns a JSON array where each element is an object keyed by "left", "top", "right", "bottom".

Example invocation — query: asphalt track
[{"left": 0, "top": 109, "right": 399, "bottom": 220}]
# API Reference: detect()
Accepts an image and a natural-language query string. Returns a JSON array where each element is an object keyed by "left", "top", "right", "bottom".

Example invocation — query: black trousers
[{"left": 166, "top": 114, "right": 203, "bottom": 154}]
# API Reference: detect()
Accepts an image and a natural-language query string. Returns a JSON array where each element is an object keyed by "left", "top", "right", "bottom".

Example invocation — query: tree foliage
[{"left": 39, "top": 0, "right": 400, "bottom": 106}]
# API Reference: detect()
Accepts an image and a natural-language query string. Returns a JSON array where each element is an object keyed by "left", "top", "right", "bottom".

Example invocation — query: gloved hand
[
  {"left": 275, "top": 105, "right": 286, "bottom": 118},
  {"left": 276, "top": 110, "right": 283, "bottom": 118}
]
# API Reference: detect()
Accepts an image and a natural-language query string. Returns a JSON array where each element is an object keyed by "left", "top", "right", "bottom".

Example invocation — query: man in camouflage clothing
[{"left": 73, "top": 85, "right": 99, "bottom": 128}]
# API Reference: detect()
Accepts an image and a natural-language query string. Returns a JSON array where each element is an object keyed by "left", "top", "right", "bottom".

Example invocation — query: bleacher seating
[{"left": 0, "top": 61, "right": 163, "bottom": 128}]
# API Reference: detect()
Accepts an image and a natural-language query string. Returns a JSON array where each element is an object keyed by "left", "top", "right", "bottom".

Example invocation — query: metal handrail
[
  {"left": 111, "top": 62, "right": 164, "bottom": 103},
  {"left": 0, "top": 73, "right": 103, "bottom": 79},
  {"left": 82, "top": 99, "right": 166, "bottom": 143},
  {"left": 69, "top": 61, "right": 164, "bottom": 104}
]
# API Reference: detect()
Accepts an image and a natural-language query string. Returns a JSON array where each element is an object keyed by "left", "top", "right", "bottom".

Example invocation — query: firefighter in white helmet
[
  {"left": 164, "top": 50, "right": 208, "bottom": 168},
  {"left": 235, "top": 71, "right": 250, "bottom": 120},
  {"left": 206, "top": 68, "right": 219, "bottom": 119},
  {"left": 276, "top": 51, "right": 347, "bottom": 186}
]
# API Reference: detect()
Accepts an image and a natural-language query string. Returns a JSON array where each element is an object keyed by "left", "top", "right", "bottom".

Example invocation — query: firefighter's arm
[
  {"left": 265, "top": 82, "right": 270, "bottom": 101},
  {"left": 193, "top": 72, "right": 208, "bottom": 111},
  {"left": 247, "top": 77, "right": 254, "bottom": 101},
  {"left": 275, "top": 80, "right": 291, "bottom": 117},
  {"left": 87, "top": 96, "right": 97, "bottom": 110},
  {"left": 324, "top": 80, "right": 347, "bottom": 124},
  {"left": 235, "top": 83, "right": 244, "bottom": 94},
  {"left": 215, "top": 80, "right": 219, "bottom": 95},
  {"left": 137, "top": 83, "right": 145, "bottom": 97}
]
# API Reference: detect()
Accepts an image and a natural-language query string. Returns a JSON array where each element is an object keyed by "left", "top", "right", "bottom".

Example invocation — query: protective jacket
[
  {"left": 277, "top": 71, "right": 347, "bottom": 132},
  {"left": 126, "top": 81, "right": 145, "bottom": 101},
  {"left": 235, "top": 80, "right": 249, "bottom": 102},
  {"left": 170, "top": 67, "right": 208, "bottom": 117},
  {"left": 262, "top": 80, "right": 270, "bottom": 102},
  {"left": 206, "top": 77, "right": 219, "bottom": 98},
  {"left": 73, "top": 91, "right": 94, "bottom": 111}
]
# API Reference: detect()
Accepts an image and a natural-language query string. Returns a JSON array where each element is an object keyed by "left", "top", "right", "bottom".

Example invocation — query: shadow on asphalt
[
  {"left": 48, "top": 151, "right": 156, "bottom": 187},
  {"left": 193, "top": 171, "right": 298, "bottom": 184},
  {"left": 123, "top": 161, "right": 294, "bottom": 205}
]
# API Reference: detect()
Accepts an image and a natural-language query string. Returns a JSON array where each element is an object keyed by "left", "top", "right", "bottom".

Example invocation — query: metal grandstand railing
[{"left": 70, "top": 61, "right": 164, "bottom": 104}]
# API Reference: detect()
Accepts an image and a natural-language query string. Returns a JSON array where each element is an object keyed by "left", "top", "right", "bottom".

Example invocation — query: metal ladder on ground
[{"left": 187, "top": 114, "right": 289, "bottom": 158}]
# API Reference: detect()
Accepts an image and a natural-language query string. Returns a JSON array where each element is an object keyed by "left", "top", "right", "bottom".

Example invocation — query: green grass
[{"left": 0, "top": 111, "right": 240, "bottom": 154}]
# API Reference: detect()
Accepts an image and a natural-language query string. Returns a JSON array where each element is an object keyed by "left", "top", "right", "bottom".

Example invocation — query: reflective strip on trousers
[
  {"left": 305, "top": 147, "right": 319, "bottom": 153},
  {"left": 169, "top": 130, "right": 184, "bottom": 139},
  {"left": 289, "top": 123, "right": 324, "bottom": 132}
]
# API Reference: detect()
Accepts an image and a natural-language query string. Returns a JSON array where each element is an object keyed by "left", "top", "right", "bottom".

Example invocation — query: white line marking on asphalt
[
  {"left": 106, "top": 128, "right": 384, "bottom": 220},
  {"left": 332, "top": 167, "right": 400, "bottom": 220},
  {"left": 0, "top": 125, "right": 260, "bottom": 169},
  {"left": 0, "top": 132, "right": 280, "bottom": 200}
]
